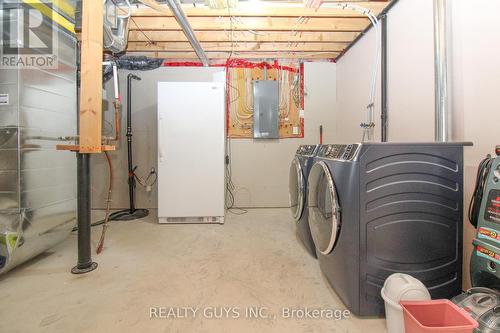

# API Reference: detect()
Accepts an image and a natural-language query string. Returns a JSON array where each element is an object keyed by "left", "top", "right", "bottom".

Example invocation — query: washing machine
[
  {"left": 308, "top": 142, "right": 469, "bottom": 316},
  {"left": 289, "top": 145, "right": 318, "bottom": 258}
]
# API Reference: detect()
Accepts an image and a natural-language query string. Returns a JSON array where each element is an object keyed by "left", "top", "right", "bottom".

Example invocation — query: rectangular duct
[{"left": 0, "top": 1, "right": 78, "bottom": 274}]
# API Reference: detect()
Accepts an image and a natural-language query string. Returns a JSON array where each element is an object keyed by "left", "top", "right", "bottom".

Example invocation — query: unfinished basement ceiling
[{"left": 124, "top": 0, "right": 393, "bottom": 60}]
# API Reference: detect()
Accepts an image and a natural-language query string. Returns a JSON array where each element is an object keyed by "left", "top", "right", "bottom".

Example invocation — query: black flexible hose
[
  {"left": 468, "top": 155, "right": 493, "bottom": 228},
  {"left": 126, "top": 74, "right": 141, "bottom": 214}
]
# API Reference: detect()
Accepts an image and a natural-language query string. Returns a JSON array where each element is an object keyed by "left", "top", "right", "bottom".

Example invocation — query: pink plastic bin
[{"left": 400, "top": 300, "right": 478, "bottom": 333}]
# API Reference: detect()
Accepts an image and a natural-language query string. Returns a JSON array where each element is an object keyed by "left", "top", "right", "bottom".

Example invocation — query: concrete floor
[{"left": 0, "top": 209, "right": 387, "bottom": 333}]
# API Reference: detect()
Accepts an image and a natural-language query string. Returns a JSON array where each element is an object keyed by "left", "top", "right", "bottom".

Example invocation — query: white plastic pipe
[{"left": 112, "top": 64, "right": 119, "bottom": 100}]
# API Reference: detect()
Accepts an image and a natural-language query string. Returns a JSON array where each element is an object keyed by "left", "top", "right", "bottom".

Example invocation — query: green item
[
  {"left": 0, "top": 232, "right": 18, "bottom": 254},
  {"left": 471, "top": 153, "right": 500, "bottom": 288}
]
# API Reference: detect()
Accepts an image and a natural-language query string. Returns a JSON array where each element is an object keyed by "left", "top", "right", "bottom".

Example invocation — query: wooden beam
[
  {"left": 128, "top": 30, "right": 360, "bottom": 43},
  {"left": 130, "top": 3, "right": 389, "bottom": 18},
  {"left": 136, "top": 0, "right": 170, "bottom": 14},
  {"left": 78, "top": 0, "right": 104, "bottom": 153},
  {"left": 129, "top": 17, "right": 370, "bottom": 32},
  {"left": 126, "top": 51, "right": 339, "bottom": 59},
  {"left": 57, "top": 145, "right": 116, "bottom": 152},
  {"left": 127, "top": 41, "right": 348, "bottom": 52}
]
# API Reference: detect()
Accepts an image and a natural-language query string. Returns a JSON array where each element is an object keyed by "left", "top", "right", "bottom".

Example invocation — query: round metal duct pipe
[{"left": 434, "top": 0, "right": 451, "bottom": 142}]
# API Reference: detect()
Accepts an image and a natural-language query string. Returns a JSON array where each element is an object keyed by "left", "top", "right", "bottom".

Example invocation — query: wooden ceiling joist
[
  {"left": 130, "top": 17, "right": 370, "bottom": 32},
  {"left": 130, "top": 3, "right": 388, "bottom": 18},
  {"left": 127, "top": 51, "right": 341, "bottom": 59},
  {"left": 124, "top": 1, "right": 393, "bottom": 60},
  {"left": 127, "top": 41, "right": 348, "bottom": 52},
  {"left": 128, "top": 31, "right": 360, "bottom": 43}
]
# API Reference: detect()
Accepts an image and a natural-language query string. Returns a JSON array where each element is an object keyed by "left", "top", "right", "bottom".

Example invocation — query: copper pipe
[
  {"left": 97, "top": 151, "right": 114, "bottom": 254},
  {"left": 112, "top": 99, "right": 121, "bottom": 142}
]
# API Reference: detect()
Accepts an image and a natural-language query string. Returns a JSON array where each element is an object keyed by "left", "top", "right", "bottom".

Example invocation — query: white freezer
[{"left": 157, "top": 82, "right": 225, "bottom": 223}]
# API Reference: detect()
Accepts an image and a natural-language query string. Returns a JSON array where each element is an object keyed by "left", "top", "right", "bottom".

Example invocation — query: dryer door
[
  {"left": 289, "top": 157, "right": 305, "bottom": 221},
  {"left": 308, "top": 161, "right": 341, "bottom": 255}
]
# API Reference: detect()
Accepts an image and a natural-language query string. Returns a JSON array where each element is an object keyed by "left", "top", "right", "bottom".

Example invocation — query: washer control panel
[
  {"left": 317, "top": 144, "right": 359, "bottom": 161},
  {"left": 296, "top": 145, "right": 317, "bottom": 157}
]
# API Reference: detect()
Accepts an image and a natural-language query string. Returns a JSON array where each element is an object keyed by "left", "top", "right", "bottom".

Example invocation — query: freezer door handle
[{"left": 159, "top": 113, "right": 165, "bottom": 162}]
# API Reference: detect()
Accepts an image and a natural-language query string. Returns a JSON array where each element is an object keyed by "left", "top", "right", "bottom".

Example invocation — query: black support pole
[
  {"left": 72, "top": 153, "right": 98, "bottom": 274},
  {"left": 381, "top": 13, "right": 388, "bottom": 142}
]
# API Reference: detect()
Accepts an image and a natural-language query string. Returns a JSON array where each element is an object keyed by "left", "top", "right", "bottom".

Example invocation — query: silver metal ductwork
[
  {"left": 137, "top": 0, "right": 208, "bottom": 65},
  {"left": 0, "top": 2, "right": 78, "bottom": 274},
  {"left": 433, "top": 0, "right": 451, "bottom": 142},
  {"left": 165, "top": 0, "right": 209, "bottom": 66},
  {"left": 103, "top": 0, "right": 131, "bottom": 54}
]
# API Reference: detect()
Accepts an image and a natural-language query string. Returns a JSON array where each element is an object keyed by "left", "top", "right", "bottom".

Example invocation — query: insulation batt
[{"left": 103, "top": 55, "right": 164, "bottom": 82}]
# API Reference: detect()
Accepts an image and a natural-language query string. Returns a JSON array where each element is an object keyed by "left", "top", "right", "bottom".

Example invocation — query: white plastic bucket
[{"left": 381, "top": 273, "right": 431, "bottom": 333}]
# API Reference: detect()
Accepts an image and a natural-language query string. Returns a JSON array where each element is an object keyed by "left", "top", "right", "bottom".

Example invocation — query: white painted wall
[
  {"left": 335, "top": 0, "right": 435, "bottom": 143},
  {"left": 91, "top": 67, "right": 225, "bottom": 209},
  {"left": 231, "top": 62, "right": 337, "bottom": 207},
  {"left": 335, "top": 0, "right": 500, "bottom": 288},
  {"left": 92, "top": 62, "right": 337, "bottom": 209},
  {"left": 386, "top": 0, "right": 435, "bottom": 142},
  {"left": 335, "top": 28, "right": 381, "bottom": 143},
  {"left": 451, "top": 0, "right": 500, "bottom": 290}
]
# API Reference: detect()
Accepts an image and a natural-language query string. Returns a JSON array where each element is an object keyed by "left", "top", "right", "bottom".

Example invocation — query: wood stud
[{"left": 78, "top": 0, "right": 107, "bottom": 153}]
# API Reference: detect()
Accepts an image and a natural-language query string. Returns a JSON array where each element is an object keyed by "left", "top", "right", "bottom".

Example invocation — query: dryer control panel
[
  {"left": 317, "top": 144, "right": 359, "bottom": 161},
  {"left": 296, "top": 145, "right": 317, "bottom": 157}
]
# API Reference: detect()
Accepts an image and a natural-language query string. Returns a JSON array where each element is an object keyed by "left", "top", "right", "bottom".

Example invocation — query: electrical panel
[{"left": 253, "top": 80, "right": 279, "bottom": 139}]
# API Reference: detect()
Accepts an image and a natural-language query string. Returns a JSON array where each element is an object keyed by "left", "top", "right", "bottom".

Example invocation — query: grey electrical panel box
[{"left": 253, "top": 80, "right": 279, "bottom": 139}]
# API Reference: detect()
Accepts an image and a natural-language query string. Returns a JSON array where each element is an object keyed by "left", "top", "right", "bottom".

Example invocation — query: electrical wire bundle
[
  {"left": 225, "top": 138, "right": 247, "bottom": 215},
  {"left": 134, "top": 167, "right": 158, "bottom": 190},
  {"left": 277, "top": 66, "right": 291, "bottom": 121},
  {"left": 227, "top": 68, "right": 251, "bottom": 132},
  {"left": 291, "top": 73, "right": 302, "bottom": 109},
  {"left": 468, "top": 155, "right": 494, "bottom": 228}
]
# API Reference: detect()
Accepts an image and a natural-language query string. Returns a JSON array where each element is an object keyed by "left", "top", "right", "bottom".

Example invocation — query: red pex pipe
[
  {"left": 225, "top": 58, "right": 231, "bottom": 136},
  {"left": 299, "top": 62, "right": 305, "bottom": 138},
  {"left": 162, "top": 59, "right": 300, "bottom": 73},
  {"left": 162, "top": 59, "right": 304, "bottom": 138}
]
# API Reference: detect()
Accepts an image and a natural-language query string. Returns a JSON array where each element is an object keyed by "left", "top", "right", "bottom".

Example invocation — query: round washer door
[
  {"left": 308, "top": 161, "right": 341, "bottom": 255},
  {"left": 289, "top": 157, "right": 305, "bottom": 221}
]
